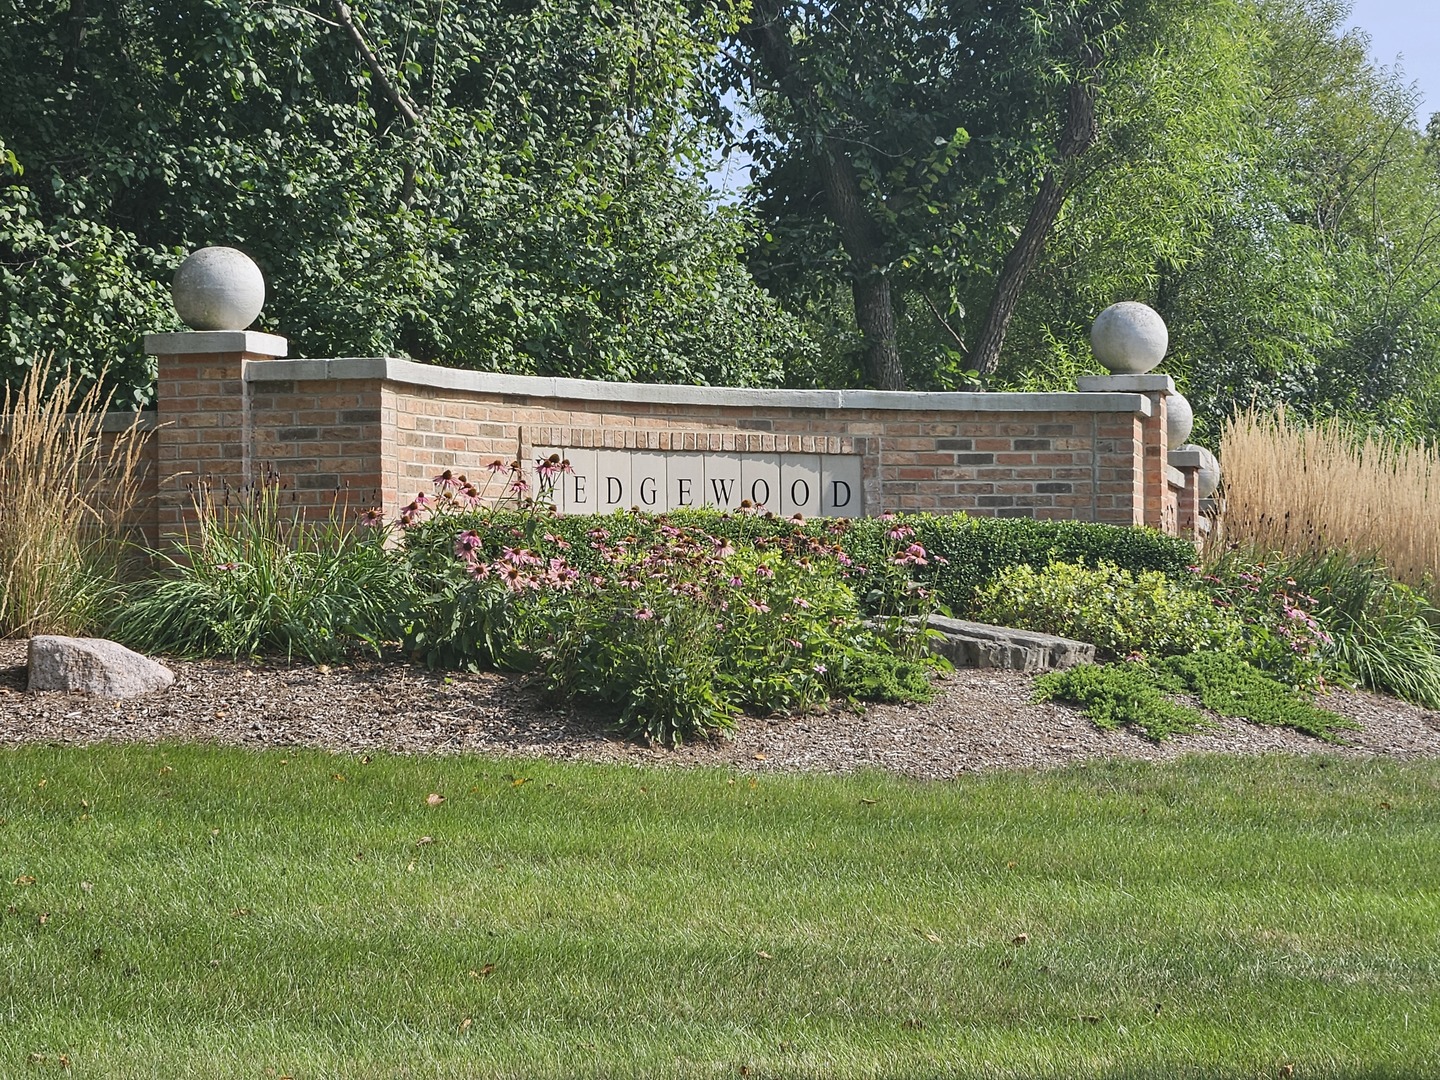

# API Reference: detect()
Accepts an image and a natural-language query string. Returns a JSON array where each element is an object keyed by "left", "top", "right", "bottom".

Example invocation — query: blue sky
[{"left": 1345, "top": 0, "right": 1439, "bottom": 121}]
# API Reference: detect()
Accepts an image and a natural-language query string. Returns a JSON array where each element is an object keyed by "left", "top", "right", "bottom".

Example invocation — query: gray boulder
[
  {"left": 28, "top": 636, "right": 175, "bottom": 698},
  {"left": 926, "top": 616, "right": 1095, "bottom": 673}
]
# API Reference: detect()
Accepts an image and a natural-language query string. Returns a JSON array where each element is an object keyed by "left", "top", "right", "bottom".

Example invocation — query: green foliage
[
  {"left": 397, "top": 497, "right": 940, "bottom": 745},
  {"left": 111, "top": 476, "right": 404, "bottom": 662},
  {"left": 1155, "top": 652, "right": 1357, "bottom": 742},
  {"left": 402, "top": 506, "right": 1196, "bottom": 617},
  {"left": 1211, "top": 548, "right": 1440, "bottom": 709},
  {"left": 1198, "top": 554, "right": 1336, "bottom": 689},
  {"left": 972, "top": 560, "right": 1243, "bottom": 658},
  {"left": 1034, "top": 661, "right": 1210, "bottom": 741},
  {"left": 1037, "top": 653, "right": 1354, "bottom": 742},
  {"left": 0, "top": 1, "right": 808, "bottom": 401}
]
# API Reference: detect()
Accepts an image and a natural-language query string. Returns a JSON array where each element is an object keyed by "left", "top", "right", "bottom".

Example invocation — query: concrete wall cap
[
  {"left": 144, "top": 330, "right": 288, "bottom": 358},
  {"left": 246, "top": 357, "right": 1152, "bottom": 416},
  {"left": 101, "top": 412, "right": 158, "bottom": 432},
  {"left": 1166, "top": 465, "right": 1187, "bottom": 488},
  {"left": 1076, "top": 374, "right": 1175, "bottom": 393},
  {"left": 1168, "top": 448, "right": 1207, "bottom": 468}
]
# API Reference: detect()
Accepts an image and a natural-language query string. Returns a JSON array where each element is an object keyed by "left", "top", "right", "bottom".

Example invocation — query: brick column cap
[
  {"left": 1076, "top": 374, "right": 1174, "bottom": 394},
  {"left": 1168, "top": 448, "right": 1207, "bottom": 468},
  {"left": 143, "top": 330, "right": 288, "bottom": 358}
]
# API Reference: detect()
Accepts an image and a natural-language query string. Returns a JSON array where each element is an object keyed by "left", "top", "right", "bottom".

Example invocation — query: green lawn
[{"left": 3, "top": 746, "right": 1439, "bottom": 1079}]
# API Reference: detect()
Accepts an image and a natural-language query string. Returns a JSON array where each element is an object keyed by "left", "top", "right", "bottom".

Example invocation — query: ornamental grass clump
[
  {"left": 0, "top": 358, "right": 148, "bottom": 637},
  {"left": 111, "top": 468, "right": 406, "bottom": 661},
  {"left": 1219, "top": 405, "right": 1440, "bottom": 593}
]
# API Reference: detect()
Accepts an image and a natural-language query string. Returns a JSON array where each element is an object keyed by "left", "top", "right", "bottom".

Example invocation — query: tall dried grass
[
  {"left": 0, "top": 358, "right": 150, "bottom": 636},
  {"left": 1217, "top": 406, "right": 1440, "bottom": 590}
]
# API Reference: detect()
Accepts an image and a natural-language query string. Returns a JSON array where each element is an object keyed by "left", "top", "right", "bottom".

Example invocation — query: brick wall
[{"left": 135, "top": 336, "right": 1197, "bottom": 538}]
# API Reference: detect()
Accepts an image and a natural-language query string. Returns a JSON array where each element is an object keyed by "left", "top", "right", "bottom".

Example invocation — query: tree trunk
[
  {"left": 851, "top": 274, "right": 904, "bottom": 390},
  {"left": 819, "top": 137, "right": 904, "bottom": 389},
  {"left": 972, "top": 69, "right": 1099, "bottom": 377},
  {"left": 970, "top": 169, "right": 1067, "bottom": 377},
  {"left": 738, "top": 0, "right": 906, "bottom": 390}
]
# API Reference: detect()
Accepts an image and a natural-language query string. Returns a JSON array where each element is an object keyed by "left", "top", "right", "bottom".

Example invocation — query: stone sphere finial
[
  {"left": 1166, "top": 391, "right": 1194, "bottom": 447},
  {"left": 1177, "top": 443, "right": 1221, "bottom": 498},
  {"left": 172, "top": 246, "right": 265, "bottom": 331},
  {"left": 1091, "top": 301, "right": 1168, "bottom": 375}
]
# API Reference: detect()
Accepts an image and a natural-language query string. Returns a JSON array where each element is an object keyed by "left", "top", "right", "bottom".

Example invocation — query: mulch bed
[{"left": 3, "top": 639, "right": 1440, "bottom": 779}]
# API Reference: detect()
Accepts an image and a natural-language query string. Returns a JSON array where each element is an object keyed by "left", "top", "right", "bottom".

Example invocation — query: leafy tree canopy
[{"left": 0, "top": 0, "right": 813, "bottom": 403}]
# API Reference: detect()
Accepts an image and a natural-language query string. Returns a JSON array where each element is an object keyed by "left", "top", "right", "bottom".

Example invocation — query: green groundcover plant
[{"left": 1035, "top": 654, "right": 1357, "bottom": 743}]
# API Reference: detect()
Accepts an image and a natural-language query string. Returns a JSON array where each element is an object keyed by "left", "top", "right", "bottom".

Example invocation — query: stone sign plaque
[{"left": 534, "top": 448, "right": 862, "bottom": 517}]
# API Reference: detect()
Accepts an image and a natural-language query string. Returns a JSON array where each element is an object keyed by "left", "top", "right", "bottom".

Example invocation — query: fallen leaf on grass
[
  {"left": 230, "top": 907, "right": 251, "bottom": 918},
  {"left": 468, "top": 963, "right": 497, "bottom": 979},
  {"left": 406, "top": 860, "right": 416, "bottom": 873},
  {"left": 459, "top": 1018, "right": 472, "bottom": 1033},
  {"left": 426, "top": 793, "right": 446, "bottom": 806},
  {"left": 158, "top": 767, "right": 173, "bottom": 776},
  {"left": 37, "top": 912, "right": 49, "bottom": 925},
  {"left": 504, "top": 775, "right": 529, "bottom": 788},
  {"left": 58, "top": 1054, "right": 70, "bottom": 1069},
  {"left": 12, "top": 875, "right": 35, "bottom": 886},
  {"left": 859, "top": 798, "right": 877, "bottom": 805},
  {"left": 1012, "top": 933, "right": 1029, "bottom": 946},
  {"left": 755, "top": 950, "right": 773, "bottom": 960},
  {"left": 415, "top": 836, "right": 434, "bottom": 847},
  {"left": 332, "top": 773, "right": 345, "bottom": 782}
]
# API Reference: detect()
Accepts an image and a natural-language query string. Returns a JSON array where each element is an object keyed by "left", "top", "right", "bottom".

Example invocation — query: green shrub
[
  {"left": 1196, "top": 555, "right": 1337, "bottom": 689},
  {"left": 972, "top": 560, "right": 1244, "bottom": 657},
  {"left": 112, "top": 473, "right": 405, "bottom": 661},
  {"left": 402, "top": 507, "right": 1197, "bottom": 617}
]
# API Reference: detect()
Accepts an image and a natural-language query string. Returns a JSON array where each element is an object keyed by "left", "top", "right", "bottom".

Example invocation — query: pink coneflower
[
  {"left": 454, "top": 530, "right": 483, "bottom": 561},
  {"left": 433, "top": 469, "right": 459, "bottom": 490},
  {"left": 485, "top": 459, "right": 508, "bottom": 474},
  {"left": 358, "top": 508, "right": 385, "bottom": 528},
  {"left": 633, "top": 607, "right": 655, "bottom": 621}
]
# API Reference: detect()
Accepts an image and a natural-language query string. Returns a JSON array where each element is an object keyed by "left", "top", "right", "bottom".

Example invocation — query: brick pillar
[
  {"left": 1078, "top": 374, "right": 1175, "bottom": 534},
  {"left": 1169, "top": 449, "right": 1205, "bottom": 542},
  {"left": 142, "top": 330, "right": 288, "bottom": 535}
]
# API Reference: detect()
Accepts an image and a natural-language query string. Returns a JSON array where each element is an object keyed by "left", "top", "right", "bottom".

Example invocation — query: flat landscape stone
[
  {"left": 926, "top": 616, "right": 1096, "bottom": 673},
  {"left": 28, "top": 636, "right": 175, "bottom": 699}
]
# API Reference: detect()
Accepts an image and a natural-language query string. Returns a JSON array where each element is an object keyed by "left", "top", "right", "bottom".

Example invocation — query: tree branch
[{"left": 331, "top": 0, "right": 420, "bottom": 126}]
